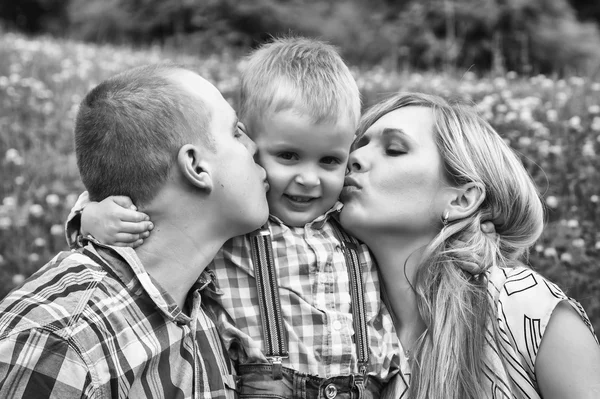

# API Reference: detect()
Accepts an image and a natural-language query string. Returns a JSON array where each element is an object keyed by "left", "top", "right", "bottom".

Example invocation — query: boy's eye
[
  {"left": 277, "top": 152, "right": 298, "bottom": 161},
  {"left": 321, "top": 156, "right": 341, "bottom": 165}
]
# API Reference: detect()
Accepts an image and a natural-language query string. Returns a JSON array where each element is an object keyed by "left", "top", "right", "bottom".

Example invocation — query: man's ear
[
  {"left": 446, "top": 182, "right": 486, "bottom": 222},
  {"left": 177, "top": 144, "right": 213, "bottom": 192}
]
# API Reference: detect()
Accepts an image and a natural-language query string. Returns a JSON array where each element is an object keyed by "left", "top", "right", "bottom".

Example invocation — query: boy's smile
[{"left": 252, "top": 110, "right": 355, "bottom": 227}]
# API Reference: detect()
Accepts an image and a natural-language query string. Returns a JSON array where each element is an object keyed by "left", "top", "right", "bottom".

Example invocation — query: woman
[{"left": 339, "top": 93, "right": 600, "bottom": 399}]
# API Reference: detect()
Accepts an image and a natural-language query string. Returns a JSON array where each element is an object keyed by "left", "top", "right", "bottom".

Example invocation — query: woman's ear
[
  {"left": 446, "top": 182, "right": 486, "bottom": 222},
  {"left": 177, "top": 144, "right": 213, "bottom": 192}
]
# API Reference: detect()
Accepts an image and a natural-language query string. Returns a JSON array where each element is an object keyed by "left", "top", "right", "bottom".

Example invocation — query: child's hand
[
  {"left": 481, "top": 221, "right": 497, "bottom": 239},
  {"left": 81, "top": 196, "right": 154, "bottom": 248}
]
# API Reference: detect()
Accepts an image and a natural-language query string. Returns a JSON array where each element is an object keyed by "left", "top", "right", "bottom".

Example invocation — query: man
[{"left": 0, "top": 64, "right": 270, "bottom": 398}]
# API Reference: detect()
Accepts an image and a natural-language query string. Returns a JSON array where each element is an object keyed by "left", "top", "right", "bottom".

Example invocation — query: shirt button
[
  {"left": 332, "top": 320, "right": 342, "bottom": 331},
  {"left": 325, "top": 384, "right": 337, "bottom": 398}
]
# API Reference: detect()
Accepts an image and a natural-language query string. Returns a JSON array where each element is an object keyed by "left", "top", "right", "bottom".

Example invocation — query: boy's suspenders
[{"left": 249, "top": 222, "right": 370, "bottom": 383}]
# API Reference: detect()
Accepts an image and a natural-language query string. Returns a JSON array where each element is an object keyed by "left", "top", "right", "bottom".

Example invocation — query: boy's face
[{"left": 252, "top": 110, "right": 355, "bottom": 227}]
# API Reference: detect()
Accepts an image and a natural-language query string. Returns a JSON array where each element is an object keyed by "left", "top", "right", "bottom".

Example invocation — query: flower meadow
[{"left": 1, "top": 33, "right": 599, "bottom": 332}]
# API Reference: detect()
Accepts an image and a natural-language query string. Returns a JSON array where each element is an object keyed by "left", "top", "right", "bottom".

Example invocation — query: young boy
[{"left": 68, "top": 38, "right": 399, "bottom": 397}]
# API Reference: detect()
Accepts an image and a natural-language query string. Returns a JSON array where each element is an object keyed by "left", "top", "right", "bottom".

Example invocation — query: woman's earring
[{"left": 442, "top": 210, "right": 449, "bottom": 226}]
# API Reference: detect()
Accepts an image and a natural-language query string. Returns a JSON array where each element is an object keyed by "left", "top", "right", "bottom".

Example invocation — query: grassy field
[{"left": 1, "top": 33, "right": 599, "bottom": 333}]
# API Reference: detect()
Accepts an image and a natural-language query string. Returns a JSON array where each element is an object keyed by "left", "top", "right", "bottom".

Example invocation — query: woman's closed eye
[{"left": 385, "top": 146, "right": 407, "bottom": 156}]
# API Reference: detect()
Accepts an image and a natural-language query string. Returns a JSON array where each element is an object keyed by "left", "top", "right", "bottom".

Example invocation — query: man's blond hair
[{"left": 239, "top": 36, "right": 361, "bottom": 134}]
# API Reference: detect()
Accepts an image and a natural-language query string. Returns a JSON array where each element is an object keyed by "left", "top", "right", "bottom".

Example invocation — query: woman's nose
[{"left": 347, "top": 151, "right": 363, "bottom": 172}]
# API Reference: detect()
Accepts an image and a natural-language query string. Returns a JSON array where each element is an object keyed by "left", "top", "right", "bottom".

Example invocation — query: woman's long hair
[{"left": 356, "top": 93, "right": 545, "bottom": 399}]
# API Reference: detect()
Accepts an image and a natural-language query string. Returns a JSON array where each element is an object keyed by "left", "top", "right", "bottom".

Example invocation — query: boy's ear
[
  {"left": 445, "top": 182, "right": 486, "bottom": 222},
  {"left": 177, "top": 144, "right": 213, "bottom": 192}
]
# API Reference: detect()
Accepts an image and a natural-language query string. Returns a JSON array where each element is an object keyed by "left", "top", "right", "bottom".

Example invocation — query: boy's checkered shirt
[
  {"left": 0, "top": 244, "right": 236, "bottom": 399},
  {"left": 206, "top": 202, "right": 400, "bottom": 381}
]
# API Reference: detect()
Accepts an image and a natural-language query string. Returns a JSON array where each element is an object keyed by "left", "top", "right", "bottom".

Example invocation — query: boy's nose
[{"left": 294, "top": 169, "right": 320, "bottom": 187}]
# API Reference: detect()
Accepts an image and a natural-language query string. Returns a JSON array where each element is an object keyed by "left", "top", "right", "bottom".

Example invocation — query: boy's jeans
[{"left": 237, "top": 364, "right": 383, "bottom": 399}]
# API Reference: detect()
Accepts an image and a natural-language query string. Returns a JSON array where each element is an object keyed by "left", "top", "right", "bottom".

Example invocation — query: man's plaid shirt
[
  {"left": 0, "top": 243, "right": 236, "bottom": 399},
  {"left": 206, "top": 203, "right": 399, "bottom": 381}
]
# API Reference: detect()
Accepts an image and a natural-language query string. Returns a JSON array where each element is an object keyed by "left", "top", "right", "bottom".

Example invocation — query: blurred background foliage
[
  {"left": 0, "top": 0, "right": 600, "bottom": 333},
  {"left": 2, "top": 0, "right": 600, "bottom": 75}
]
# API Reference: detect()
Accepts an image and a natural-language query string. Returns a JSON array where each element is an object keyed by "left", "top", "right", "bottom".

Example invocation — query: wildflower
[
  {"left": 595, "top": 241, "right": 600, "bottom": 250},
  {"left": 582, "top": 141, "right": 596, "bottom": 157},
  {"left": 589, "top": 105, "right": 600, "bottom": 114},
  {"left": 543, "top": 247, "right": 557, "bottom": 257},
  {"left": 535, "top": 244, "right": 544, "bottom": 252},
  {"left": 34, "top": 237, "right": 46, "bottom": 247},
  {"left": 0, "top": 216, "right": 11, "bottom": 230},
  {"left": 29, "top": 204, "right": 44, "bottom": 218},
  {"left": 545, "top": 196, "right": 559, "bottom": 209},
  {"left": 560, "top": 252, "right": 573, "bottom": 263},
  {"left": 66, "top": 193, "right": 79, "bottom": 207},
  {"left": 569, "top": 116, "right": 581, "bottom": 129},
  {"left": 45, "top": 194, "right": 60, "bottom": 207},
  {"left": 50, "top": 224, "right": 63, "bottom": 236},
  {"left": 505, "top": 112, "right": 517, "bottom": 122},
  {"left": 3, "top": 196, "right": 16, "bottom": 208},
  {"left": 546, "top": 109, "right": 558, "bottom": 122},
  {"left": 506, "top": 71, "right": 517, "bottom": 79},
  {"left": 567, "top": 219, "right": 579, "bottom": 229},
  {"left": 549, "top": 145, "right": 562, "bottom": 155},
  {"left": 28, "top": 253, "right": 40, "bottom": 263},
  {"left": 5, "top": 148, "right": 23, "bottom": 165},
  {"left": 572, "top": 238, "right": 585, "bottom": 248},
  {"left": 518, "top": 136, "right": 532, "bottom": 147},
  {"left": 496, "top": 104, "right": 508, "bottom": 113},
  {"left": 592, "top": 82, "right": 600, "bottom": 91},
  {"left": 12, "top": 274, "right": 26, "bottom": 286},
  {"left": 0, "top": 254, "right": 4, "bottom": 265},
  {"left": 592, "top": 116, "right": 600, "bottom": 131},
  {"left": 591, "top": 195, "right": 599, "bottom": 203},
  {"left": 14, "top": 176, "right": 25, "bottom": 185}
]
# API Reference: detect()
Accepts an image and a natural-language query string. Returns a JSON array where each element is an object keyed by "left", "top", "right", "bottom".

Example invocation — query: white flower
[
  {"left": 518, "top": 136, "right": 532, "bottom": 147},
  {"left": 45, "top": 194, "right": 60, "bottom": 207},
  {"left": 27, "top": 253, "right": 40, "bottom": 263},
  {"left": 567, "top": 219, "right": 579, "bottom": 229},
  {"left": 595, "top": 241, "right": 600, "bottom": 250},
  {"left": 588, "top": 105, "right": 600, "bottom": 114},
  {"left": 14, "top": 176, "right": 25, "bottom": 185},
  {"left": 12, "top": 274, "right": 25, "bottom": 286},
  {"left": 546, "top": 109, "right": 558, "bottom": 122},
  {"left": 34, "top": 237, "right": 46, "bottom": 247},
  {"left": 29, "top": 204, "right": 44, "bottom": 218},
  {"left": 592, "top": 117, "right": 600, "bottom": 131},
  {"left": 591, "top": 195, "right": 599, "bottom": 203},
  {"left": 535, "top": 244, "right": 544, "bottom": 252},
  {"left": 569, "top": 116, "right": 581, "bottom": 129},
  {"left": 543, "top": 247, "right": 557, "bottom": 257},
  {"left": 545, "top": 196, "right": 559, "bottom": 209},
  {"left": 50, "top": 224, "right": 63, "bottom": 236},
  {"left": 560, "top": 252, "right": 573, "bottom": 263},
  {"left": 2, "top": 196, "right": 16, "bottom": 208},
  {"left": 572, "top": 238, "right": 585, "bottom": 248},
  {"left": 0, "top": 216, "right": 11, "bottom": 230},
  {"left": 582, "top": 141, "right": 596, "bottom": 157}
]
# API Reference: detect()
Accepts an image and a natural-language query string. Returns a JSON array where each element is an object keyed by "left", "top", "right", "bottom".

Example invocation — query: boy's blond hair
[{"left": 239, "top": 36, "right": 361, "bottom": 134}]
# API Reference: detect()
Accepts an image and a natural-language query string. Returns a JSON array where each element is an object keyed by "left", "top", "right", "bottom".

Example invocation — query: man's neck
[{"left": 134, "top": 219, "right": 227, "bottom": 311}]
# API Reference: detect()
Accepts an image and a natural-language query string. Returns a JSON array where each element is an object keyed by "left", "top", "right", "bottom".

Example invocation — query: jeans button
[{"left": 324, "top": 383, "right": 337, "bottom": 398}]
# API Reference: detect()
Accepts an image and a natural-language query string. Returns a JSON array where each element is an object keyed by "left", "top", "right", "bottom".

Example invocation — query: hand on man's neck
[{"left": 132, "top": 189, "right": 231, "bottom": 312}]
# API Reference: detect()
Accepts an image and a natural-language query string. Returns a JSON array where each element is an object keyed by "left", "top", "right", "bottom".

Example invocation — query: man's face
[
  {"left": 252, "top": 110, "right": 355, "bottom": 227},
  {"left": 178, "top": 71, "right": 270, "bottom": 235}
]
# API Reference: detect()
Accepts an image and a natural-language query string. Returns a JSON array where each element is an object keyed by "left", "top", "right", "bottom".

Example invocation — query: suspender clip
[{"left": 268, "top": 356, "right": 284, "bottom": 380}]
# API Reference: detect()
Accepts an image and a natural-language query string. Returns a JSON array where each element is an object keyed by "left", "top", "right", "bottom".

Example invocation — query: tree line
[{"left": 2, "top": 0, "right": 600, "bottom": 75}]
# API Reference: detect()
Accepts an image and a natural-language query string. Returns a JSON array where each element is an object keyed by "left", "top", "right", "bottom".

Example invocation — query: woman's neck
[{"left": 366, "top": 233, "right": 433, "bottom": 350}]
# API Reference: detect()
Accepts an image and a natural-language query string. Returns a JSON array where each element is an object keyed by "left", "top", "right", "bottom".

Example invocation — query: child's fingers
[
  {"left": 118, "top": 221, "right": 153, "bottom": 234},
  {"left": 114, "top": 232, "right": 142, "bottom": 243},
  {"left": 112, "top": 196, "right": 136, "bottom": 210},
  {"left": 116, "top": 208, "right": 150, "bottom": 223},
  {"left": 140, "top": 231, "right": 151, "bottom": 239}
]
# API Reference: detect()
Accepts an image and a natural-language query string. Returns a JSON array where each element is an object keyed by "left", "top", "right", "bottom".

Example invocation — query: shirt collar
[
  {"left": 83, "top": 240, "right": 216, "bottom": 325},
  {"left": 268, "top": 201, "right": 343, "bottom": 229}
]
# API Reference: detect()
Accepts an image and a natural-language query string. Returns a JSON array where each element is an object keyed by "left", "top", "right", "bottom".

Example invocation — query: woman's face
[{"left": 340, "top": 106, "right": 449, "bottom": 242}]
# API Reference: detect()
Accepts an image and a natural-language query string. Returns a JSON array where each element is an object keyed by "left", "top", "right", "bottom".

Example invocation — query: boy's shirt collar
[{"left": 268, "top": 201, "right": 343, "bottom": 230}]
